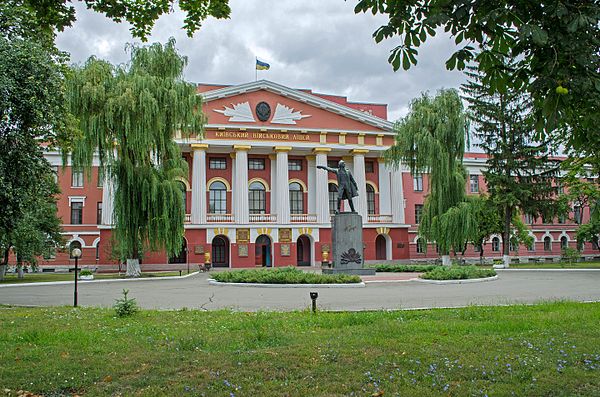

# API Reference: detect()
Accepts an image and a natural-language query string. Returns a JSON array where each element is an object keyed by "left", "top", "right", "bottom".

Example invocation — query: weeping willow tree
[
  {"left": 386, "top": 89, "right": 476, "bottom": 265},
  {"left": 66, "top": 38, "right": 205, "bottom": 276}
]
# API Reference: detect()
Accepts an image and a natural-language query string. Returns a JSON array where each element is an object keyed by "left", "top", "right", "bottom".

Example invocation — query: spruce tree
[
  {"left": 461, "top": 66, "right": 559, "bottom": 266},
  {"left": 67, "top": 39, "right": 205, "bottom": 276}
]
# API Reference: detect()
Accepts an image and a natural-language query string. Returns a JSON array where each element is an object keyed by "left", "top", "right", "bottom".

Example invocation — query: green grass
[
  {"left": 0, "top": 271, "right": 185, "bottom": 284},
  {"left": 372, "top": 264, "right": 440, "bottom": 272},
  {"left": 1, "top": 302, "right": 600, "bottom": 396},
  {"left": 421, "top": 265, "right": 497, "bottom": 280},
  {"left": 211, "top": 266, "right": 361, "bottom": 284},
  {"left": 508, "top": 261, "right": 600, "bottom": 269}
]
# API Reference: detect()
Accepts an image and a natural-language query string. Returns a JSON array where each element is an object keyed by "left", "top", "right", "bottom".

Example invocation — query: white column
[
  {"left": 270, "top": 155, "right": 277, "bottom": 215},
  {"left": 390, "top": 167, "right": 405, "bottom": 224},
  {"left": 378, "top": 159, "right": 391, "bottom": 215},
  {"left": 314, "top": 148, "right": 331, "bottom": 223},
  {"left": 191, "top": 144, "right": 208, "bottom": 224},
  {"left": 101, "top": 169, "right": 114, "bottom": 225},
  {"left": 307, "top": 156, "right": 316, "bottom": 214},
  {"left": 233, "top": 145, "right": 250, "bottom": 224},
  {"left": 275, "top": 147, "right": 291, "bottom": 224},
  {"left": 352, "top": 150, "right": 368, "bottom": 219}
]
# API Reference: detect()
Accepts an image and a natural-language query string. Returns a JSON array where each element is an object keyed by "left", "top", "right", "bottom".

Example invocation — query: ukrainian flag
[{"left": 256, "top": 59, "right": 270, "bottom": 70}]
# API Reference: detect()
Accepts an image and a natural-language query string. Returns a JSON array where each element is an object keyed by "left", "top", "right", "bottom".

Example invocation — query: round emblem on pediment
[{"left": 255, "top": 102, "right": 271, "bottom": 122}]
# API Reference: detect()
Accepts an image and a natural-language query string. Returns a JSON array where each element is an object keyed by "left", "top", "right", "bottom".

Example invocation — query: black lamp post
[{"left": 72, "top": 248, "right": 82, "bottom": 307}]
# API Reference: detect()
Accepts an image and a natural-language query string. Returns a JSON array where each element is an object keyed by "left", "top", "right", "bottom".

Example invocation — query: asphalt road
[{"left": 1, "top": 270, "right": 599, "bottom": 311}]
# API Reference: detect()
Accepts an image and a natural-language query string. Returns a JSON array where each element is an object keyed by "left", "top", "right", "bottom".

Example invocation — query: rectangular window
[
  {"left": 209, "top": 158, "right": 226, "bottom": 170},
  {"left": 574, "top": 206, "right": 582, "bottom": 224},
  {"left": 413, "top": 174, "right": 423, "bottom": 192},
  {"left": 51, "top": 166, "right": 59, "bottom": 183},
  {"left": 469, "top": 175, "right": 479, "bottom": 193},
  {"left": 248, "top": 158, "right": 265, "bottom": 170},
  {"left": 524, "top": 213, "right": 534, "bottom": 224},
  {"left": 71, "top": 202, "right": 83, "bottom": 224},
  {"left": 288, "top": 159, "right": 302, "bottom": 171},
  {"left": 327, "top": 160, "right": 339, "bottom": 169},
  {"left": 415, "top": 204, "right": 423, "bottom": 224},
  {"left": 209, "top": 189, "right": 227, "bottom": 214},
  {"left": 365, "top": 161, "right": 375, "bottom": 173},
  {"left": 72, "top": 168, "right": 83, "bottom": 187},
  {"left": 97, "top": 168, "right": 104, "bottom": 187},
  {"left": 289, "top": 190, "right": 303, "bottom": 214},
  {"left": 96, "top": 202, "right": 102, "bottom": 225}
]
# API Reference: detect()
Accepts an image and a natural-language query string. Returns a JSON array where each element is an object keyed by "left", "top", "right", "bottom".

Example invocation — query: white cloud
[{"left": 56, "top": 0, "right": 466, "bottom": 122}]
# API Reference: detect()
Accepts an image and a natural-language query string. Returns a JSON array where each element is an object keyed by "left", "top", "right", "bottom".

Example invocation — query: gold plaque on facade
[
  {"left": 238, "top": 244, "right": 248, "bottom": 257},
  {"left": 279, "top": 228, "right": 292, "bottom": 243},
  {"left": 194, "top": 245, "right": 204, "bottom": 254},
  {"left": 280, "top": 243, "right": 291, "bottom": 257},
  {"left": 236, "top": 228, "right": 250, "bottom": 243}
]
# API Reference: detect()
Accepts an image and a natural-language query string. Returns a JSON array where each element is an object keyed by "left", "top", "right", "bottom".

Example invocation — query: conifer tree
[
  {"left": 461, "top": 66, "right": 559, "bottom": 266},
  {"left": 67, "top": 39, "right": 205, "bottom": 276},
  {"left": 386, "top": 89, "right": 477, "bottom": 265}
]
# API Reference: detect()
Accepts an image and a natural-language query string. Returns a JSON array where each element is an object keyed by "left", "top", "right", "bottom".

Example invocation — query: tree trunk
[
  {"left": 0, "top": 264, "right": 6, "bottom": 281},
  {"left": 501, "top": 205, "right": 513, "bottom": 268},
  {"left": 126, "top": 259, "right": 141, "bottom": 277},
  {"left": 0, "top": 248, "right": 8, "bottom": 281}
]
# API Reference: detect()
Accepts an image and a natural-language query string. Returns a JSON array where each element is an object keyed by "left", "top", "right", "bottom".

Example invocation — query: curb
[
  {"left": 207, "top": 279, "right": 366, "bottom": 288},
  {"left": 413, "top": 275, "right": 499, "bottom": 284},
  {"left": 0, "top": 271, "right": 200, "bottom": 288},
  {"left": 495, "top": 268, "right": 600, "bottom": 272}
]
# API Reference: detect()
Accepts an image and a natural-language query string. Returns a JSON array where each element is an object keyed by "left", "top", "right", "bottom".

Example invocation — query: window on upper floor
[
  {"left": 413, "top": 174, "right": 423, "bottom": 192},
  {"left": 327, "top": 160, "right": 339, "bottom": 169},
  {"left": 366, "top": 184, "right": 376, "bottom": 215},
  {"left": 524, "top": 213, "right": 535, "bottom": 224},
  {"left": 289, "top": 182, "right": 304, "bottom": 214},
  {"left": 209, "top": 181, "right": 227, "bottom": 214},
  {"left": 574, "top": 206, "right": 583, "bottom": 224},
  {"left": 71, "top": 202, "right": 83, "bottom": 224},
  {"left": 248, "top": 181, "right": 266, "bottom": 214},
  {"left": 96, "top": 202, "right": 102, "bottom": 225},
  {"left": 469, "top": 175, "right": 479, "bottom": 193},
  {"left": 72, "top": 168, "right": 84, "bottom": 187},
  {"left": 209, "top": 157, "right": 226, "bottom": 170},
  {"left": 248, "top": 158, "right": 265, "bottom": 170},
  {"left": 365, "top": 161, "right": 375, "bottom": 173},
  {"left": 414, "top": 204, "right": 423, "bottom": 224},
  {"left": 328, "top": 183, "right": 338, "bottom": 214},
  {"left": 97, "top": 168, "right": 104, "bottom": 187},
  {"left": 288, "top": 159, "right": 302, "bottom": 171}
]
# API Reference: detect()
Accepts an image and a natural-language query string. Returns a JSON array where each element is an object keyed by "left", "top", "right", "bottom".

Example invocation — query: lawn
[
  {"left": 1, "top": 302, "right": 600, "bottom": 396},
  {"left": 0, "top": 271, "right": 186, "bottom": 284},
  {"left": 507, "top": 261, "right": 600, "bottom": 269}
]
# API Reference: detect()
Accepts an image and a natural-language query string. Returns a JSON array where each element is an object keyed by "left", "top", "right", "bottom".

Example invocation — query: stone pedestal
[{"left": 323, "top": 212, "right": 375, "bottom": 275}]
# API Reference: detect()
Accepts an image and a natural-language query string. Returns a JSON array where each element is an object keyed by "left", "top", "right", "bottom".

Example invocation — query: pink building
[{"left": 36, "top": 80, "right": 598, "bottom": 269}]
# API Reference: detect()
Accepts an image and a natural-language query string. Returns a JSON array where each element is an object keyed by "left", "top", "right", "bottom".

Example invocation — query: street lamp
[{"left": 71, "top": 248, "right": 82, "bottom": 307}]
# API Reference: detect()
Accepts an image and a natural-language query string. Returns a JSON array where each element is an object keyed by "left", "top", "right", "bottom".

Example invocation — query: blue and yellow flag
[{"left": 256, "top": 59, "right": 270, "bottom": 70}]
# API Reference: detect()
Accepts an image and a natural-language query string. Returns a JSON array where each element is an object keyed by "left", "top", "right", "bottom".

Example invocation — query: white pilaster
[
  {"left": 307, "top": 156, "right": 316, "bottom": 214},
  {"left": 270, "top": 155, "right": 277, "bottom": 215},
  {"left": 101, "top": 169, "right": 114, "bottom": 225},
  {"left": 191, "top": 144, "right": 208, "bottom": 224},
  {"left": 275, "top": 147, "right": 291, "bottom": 224},
  {"left": 352, "top": 150, "right": 368, "bottom": 219},
  {"left": 233, "top": 145, "right": 250, "bottom": 224},
  {"left": 314, "top": 148, "right": 331, "bottom": 223},
  {"left": 390, "top": 166, "right": 405, "bottom": 224},
  {"left": 378, "top": 159, "right": 391, "bottom": 215}
]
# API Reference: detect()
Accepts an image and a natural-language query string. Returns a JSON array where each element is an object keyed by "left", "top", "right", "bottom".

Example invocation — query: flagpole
[{"left": 255, "top": 57, "right": 257, "bottom": 81}]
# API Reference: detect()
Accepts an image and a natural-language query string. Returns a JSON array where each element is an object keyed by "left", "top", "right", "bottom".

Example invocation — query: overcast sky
[{"left": 56, "top": 0, "right": 466, "bottom": 122}]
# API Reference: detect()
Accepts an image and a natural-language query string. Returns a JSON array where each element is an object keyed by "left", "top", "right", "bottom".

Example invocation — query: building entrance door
[
  {"left": 211, "top": 236, "right": 229, "bottom": 267},
  {"left": 255, "top": 235, "right": 272, "bottom": 267},
  {"left": 297, "top": 235, "right": 311, "bottom": 266}
]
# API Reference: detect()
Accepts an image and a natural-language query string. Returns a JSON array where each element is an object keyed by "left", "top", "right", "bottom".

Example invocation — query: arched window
[
  {"left": 289, "top": 182, "right": 303, "bottom": 214},
  {"left": 560, "top": 236, "right": 568, "bottom": 250},
  {"left": 366, "top": 184, "right": 376, "bottom": 215},
  {"left": 178, "top": 181, "right": 187, "bottom": 213},
  {"left": 69, "top": 240, "right": 82, "bottom": 259},
  {"left": 328, "top": 183, "right": 338, "bottom": 214},
  {"left": 249, "top": 181, "right": 266, "bottom": 214},
  {"left": 209, "top": 181, "right": 227, "bottom": 214},
  {"left": 416, "top": 238, "right": 425, "bottom": 254},
  {"left": 491, "top": 237, "right": 500, "bottom": 252},
  {"left": 544, "top": 236, "right": 552, "bottom": 252}
]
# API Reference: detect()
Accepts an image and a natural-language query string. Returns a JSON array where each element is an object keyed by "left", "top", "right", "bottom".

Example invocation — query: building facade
[{"left": 39, "top": 80, "right": 598, "bottom": 268}]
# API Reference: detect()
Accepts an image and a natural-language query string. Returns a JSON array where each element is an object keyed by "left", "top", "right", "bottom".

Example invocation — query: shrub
[
  {"left": 561, "top": 247, "right": 581, "bottom": 267},
  {"left": 420, "top": 266, "right": 496, "bottom": 280},
  {"left": 211, "top": 267, "right": 361, "bottom": 284},
  {"left": 79, "top": 269, "right": 93, "bottom": 276},
  {"left": 373, "top": 264, "right": 440, "bottom": 272},
  {"left": 113, "top": 289, "right": 139, "bottom": 317}
]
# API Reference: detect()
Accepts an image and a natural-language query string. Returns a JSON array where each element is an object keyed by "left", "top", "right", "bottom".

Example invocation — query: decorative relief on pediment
[
  {"left": 213, "top": 102, "right": 311, "bottom": 125},
  {"left": 214, "top": 102, "right": 255, "bottom": 122},
  {"left": 271, "top": 103, "right": 311, "bottom": 125}
]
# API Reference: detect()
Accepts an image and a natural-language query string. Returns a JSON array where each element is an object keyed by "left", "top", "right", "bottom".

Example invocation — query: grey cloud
[{"left": 56, "top": 0, "right": 466, "bottom": 122}]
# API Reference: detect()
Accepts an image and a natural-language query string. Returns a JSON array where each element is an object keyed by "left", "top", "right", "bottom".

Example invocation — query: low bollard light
[{"left": 310, "top": 291, "right": 318, "bottom": 313}]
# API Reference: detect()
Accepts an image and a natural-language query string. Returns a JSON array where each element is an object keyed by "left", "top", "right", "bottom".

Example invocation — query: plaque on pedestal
[{"left": 322, "top": 212, "right": 375, "bottom": 275}]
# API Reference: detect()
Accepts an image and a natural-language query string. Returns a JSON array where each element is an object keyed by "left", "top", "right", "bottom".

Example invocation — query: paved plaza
[{"left": 1, "top": 270, "right": 599, "bottom": 311}]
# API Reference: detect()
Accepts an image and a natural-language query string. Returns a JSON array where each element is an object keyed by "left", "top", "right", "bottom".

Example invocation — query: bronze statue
[{"left": 317, "top": 160, "right": 358, "bottom": 213}]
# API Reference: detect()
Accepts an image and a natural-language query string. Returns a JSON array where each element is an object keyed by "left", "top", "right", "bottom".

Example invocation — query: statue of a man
[{"left": 317, "top": 160, "right": 358, "bottom": 213}]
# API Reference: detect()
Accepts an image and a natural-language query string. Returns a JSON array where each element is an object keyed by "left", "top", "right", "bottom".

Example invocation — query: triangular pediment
[{"left": 200, "top": 80, "right": 392, "bottom": 132}]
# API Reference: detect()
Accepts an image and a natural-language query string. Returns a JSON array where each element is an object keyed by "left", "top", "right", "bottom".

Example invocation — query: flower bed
[
  {"left": 420, "top": 265, "right": 496, "bottom": 280},
  {"left": 211, "top": 267, "right": 361, "bottom": 284},
  {"left": 372, "top": 264, "right": 440, "bottom": 272}
]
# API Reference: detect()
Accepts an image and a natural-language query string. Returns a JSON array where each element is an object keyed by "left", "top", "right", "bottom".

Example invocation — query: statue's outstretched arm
[{"left": 317, "top": 165, "right": 337, "bottom": 174}]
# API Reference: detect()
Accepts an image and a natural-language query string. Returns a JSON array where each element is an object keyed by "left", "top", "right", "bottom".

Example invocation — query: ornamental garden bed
[
  {"left": 210, "top": 267, "right": 361, "bottom": 284},
  {"left": 372, "top": 264, "right": 440, "bottom": 272},
  {"left": 420, "top": 265, "right": 496, "bottom": 281}
]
